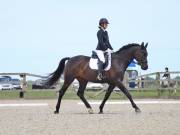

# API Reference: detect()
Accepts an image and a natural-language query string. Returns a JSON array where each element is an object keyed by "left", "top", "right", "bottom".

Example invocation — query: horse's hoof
[
  {"left": 99, "top": 111, "right": 103, "bottom": 114},
  {"left": 88, "top": 108, "right": 94, "bottom": 114},
  {"left": 54, "top": 111, "right": 59, "bottom": 114},
  {"left": 135, "top": 108, "right": 141, "bottom": 113}
]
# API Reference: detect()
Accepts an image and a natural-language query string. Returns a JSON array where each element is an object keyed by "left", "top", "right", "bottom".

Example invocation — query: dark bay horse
[{"left": 46, "top": 42, "right": 148, "bottom": 114}]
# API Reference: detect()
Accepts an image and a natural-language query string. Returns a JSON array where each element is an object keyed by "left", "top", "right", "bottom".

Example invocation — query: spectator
[{"left": 141, "top": 77, "right": 145, "bottom": 88}]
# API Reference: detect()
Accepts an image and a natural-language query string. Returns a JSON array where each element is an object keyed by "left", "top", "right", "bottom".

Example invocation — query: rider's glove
[{"left": 106, "top": 48, "right": 114, "bottom": 53}]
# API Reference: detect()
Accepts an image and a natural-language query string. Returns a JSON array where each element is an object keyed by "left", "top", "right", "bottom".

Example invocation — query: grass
[{"left": 0, "top": 89, "right": 180, "bottom": 100}]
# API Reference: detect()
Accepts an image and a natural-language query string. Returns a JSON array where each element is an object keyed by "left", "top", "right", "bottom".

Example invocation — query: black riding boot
[{"left": 97, "top": 60, "right": 104, "bottom": 80}]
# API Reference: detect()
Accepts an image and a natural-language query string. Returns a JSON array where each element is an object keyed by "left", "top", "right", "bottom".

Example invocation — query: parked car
[
  {"left": 32, "top": 79, "right": 56, "bottom": 89},
  {"left": 0, "top": 77, "right": 14, "bottom": 90},
  {"left": 0, "top": 76, "right": 22, "bottom": 90},
  {"left": 11, "top": 79, "right": 22, "bottom": 89},
  {"left": 0, "top": 83, "right": 14, "bottom": 90},
  {"left": 86, "top": 83, "right": 103, "bottom": 90},
  {"left": 0, "top": 76, "right": 12, "bottom": 82},
  {"left": 73, "top": 82, "right": 103, "bottom": 90}
]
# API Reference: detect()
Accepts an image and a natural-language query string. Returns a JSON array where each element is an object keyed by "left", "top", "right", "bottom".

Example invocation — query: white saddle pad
[{"left": 89, "top": 56, "right": 111, "bottom": 71}]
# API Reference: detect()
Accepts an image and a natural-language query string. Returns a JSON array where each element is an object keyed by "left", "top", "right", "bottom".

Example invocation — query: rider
[
  {"left": 163, "top": 67, "right": 170, "bottom": 80},
  {"left": 96, "top": 18, "right": 113, "bottom": 80}
]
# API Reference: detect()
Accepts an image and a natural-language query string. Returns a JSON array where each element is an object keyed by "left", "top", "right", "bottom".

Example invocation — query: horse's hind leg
[
  {"left": 77, "top": 79, "right": 93, "bottom": 114},
  {"left": 54, "top": 77, "right": 74, "bottom": 114}
]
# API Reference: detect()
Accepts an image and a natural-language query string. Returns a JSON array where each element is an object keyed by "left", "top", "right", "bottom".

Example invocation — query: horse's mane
[{"left": 115, "top": 43, "right": 140, "bottom": 54}]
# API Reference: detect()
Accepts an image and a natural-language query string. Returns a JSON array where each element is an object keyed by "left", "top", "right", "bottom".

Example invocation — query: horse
[
  {"left": 45, "top": 42, "right": 148, "bottom": 114},
  {"left": 161, "top": 79, "right": 177, "bottom": 94}
]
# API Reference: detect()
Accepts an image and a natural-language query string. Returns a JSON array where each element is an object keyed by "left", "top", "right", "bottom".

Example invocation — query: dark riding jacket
[
  {"left": 163, "top": 71, "right": 170, "bottom": 79},
  {"left": 96, "top": 27, "right": 113, "bottom": 51}
]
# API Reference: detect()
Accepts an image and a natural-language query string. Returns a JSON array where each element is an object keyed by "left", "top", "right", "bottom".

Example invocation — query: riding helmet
[{"left": 99, "top": 18, "right": 109, "bottom": 25}]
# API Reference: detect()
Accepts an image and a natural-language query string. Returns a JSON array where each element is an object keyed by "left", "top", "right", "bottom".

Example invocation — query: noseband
[{"left": 137, "top": 59, "right": 147, "bottom": 66}]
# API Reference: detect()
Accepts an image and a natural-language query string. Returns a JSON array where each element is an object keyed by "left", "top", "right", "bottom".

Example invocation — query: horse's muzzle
[{"left": 141, "top": 65, "right": 148, "bottom": 70}]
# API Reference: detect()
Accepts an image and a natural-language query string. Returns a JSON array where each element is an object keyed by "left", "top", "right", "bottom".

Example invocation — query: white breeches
[
  {"left": 95, "top": 50, "right": 105, "bottom": 63},
  {"left": 95, "top": 50, "right": 112, "bottom": 63}
]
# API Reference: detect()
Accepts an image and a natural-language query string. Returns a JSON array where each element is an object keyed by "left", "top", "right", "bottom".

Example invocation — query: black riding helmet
[
  {"left": 99, "top": 18, "right": 109, "bottom": 26},
  {"left": 165, "top": 67, "right": 169, "bottom": 71}
]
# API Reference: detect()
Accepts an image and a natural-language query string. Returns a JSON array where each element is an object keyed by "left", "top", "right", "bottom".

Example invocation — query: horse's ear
[
  {"left": 141, "top": 42, "right": 144, "bottom": 49},
  {"left": 141, "top": 42, "right": 144, "bottom": 46},
  {"left": 145, "top": 43, "right": 148, "bottom": 48}
]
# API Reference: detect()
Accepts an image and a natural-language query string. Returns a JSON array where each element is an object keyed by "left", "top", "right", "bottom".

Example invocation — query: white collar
[{"left": 99, "top": 26, "right": 106, "bottom": 32}]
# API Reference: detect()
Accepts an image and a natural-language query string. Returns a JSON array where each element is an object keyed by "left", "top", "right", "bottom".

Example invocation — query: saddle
[{"left": 89, "top": 51, "right": 111, "bottom": 71}]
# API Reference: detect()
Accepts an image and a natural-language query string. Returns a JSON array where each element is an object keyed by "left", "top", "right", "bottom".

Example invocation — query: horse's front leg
[
  {"left": 116, "top": 81, "right": 141, "bottom": 113},
  {"left": 99, "top": 85, "right": 115, "bottom": 114}
]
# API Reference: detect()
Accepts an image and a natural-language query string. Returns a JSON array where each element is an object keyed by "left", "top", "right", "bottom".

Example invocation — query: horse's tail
[{"left": 45, "top": 57, "right": 70, "bottom": 87}]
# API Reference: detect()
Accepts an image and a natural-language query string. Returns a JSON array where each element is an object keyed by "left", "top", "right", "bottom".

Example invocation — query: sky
[{"left": 0, "top": 0, "right": 180, "bottom": 77}]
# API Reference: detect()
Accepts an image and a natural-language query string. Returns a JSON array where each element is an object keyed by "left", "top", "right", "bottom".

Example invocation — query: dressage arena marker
[
  {"left": 78, "top": 100, "right": 180, "bottom": 105},
  {"left": 0, "top": 103, "right": 48, "bottom": 107}
]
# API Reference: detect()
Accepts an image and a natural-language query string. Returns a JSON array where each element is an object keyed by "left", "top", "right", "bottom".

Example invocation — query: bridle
[
  {"left": 136, "top": 59, "right": 147, "bottom": 67},
  {"left": 137, "top": 60, "right": 147, "bottom": 66}
]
